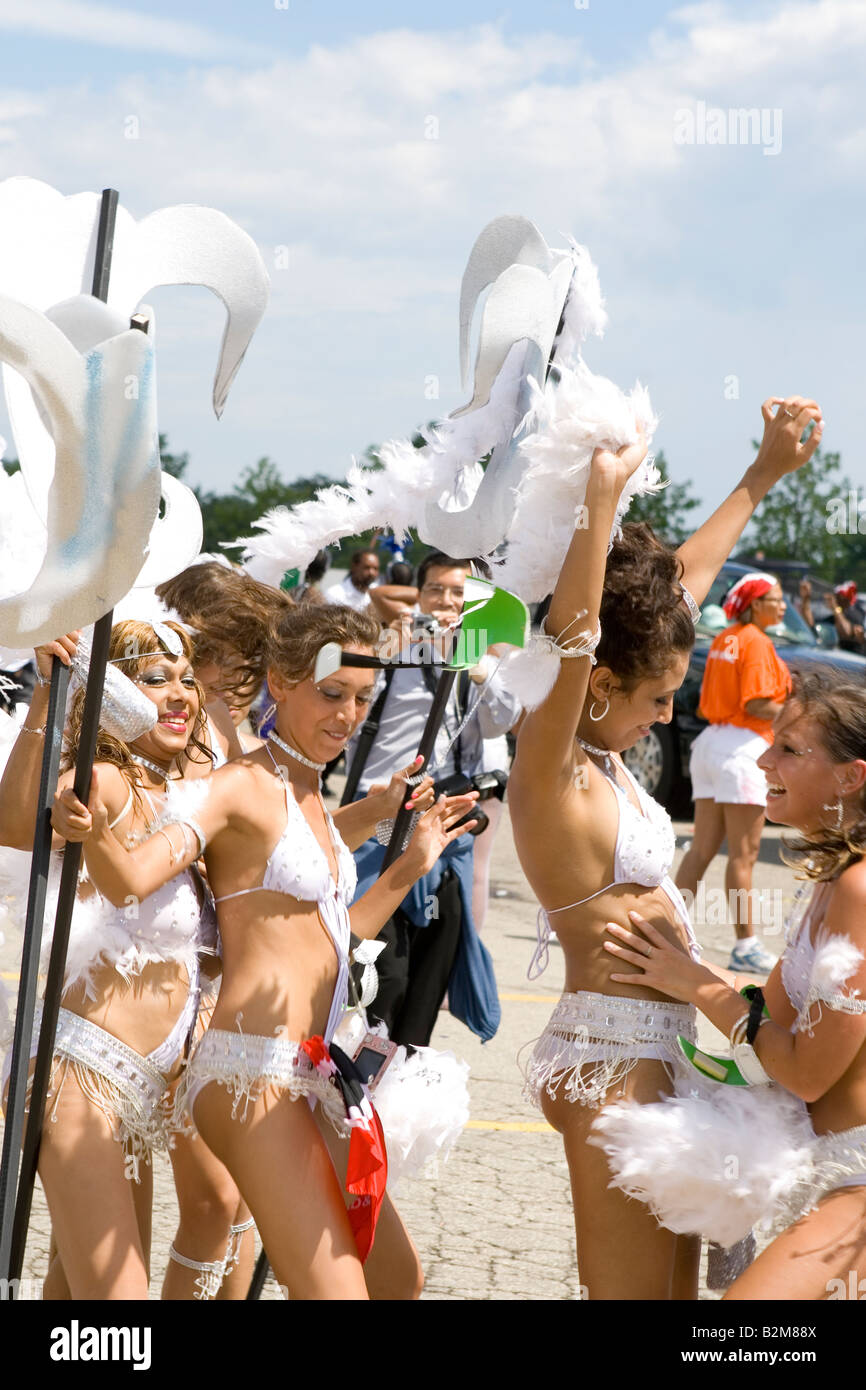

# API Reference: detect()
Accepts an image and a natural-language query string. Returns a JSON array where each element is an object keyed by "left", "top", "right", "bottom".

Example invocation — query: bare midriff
[
  {"left": 209, "top": 894, "right": 339, "bottom": 1042},
  {"left": 554, "top": 881, "right": 693, "bottom": 1002}
]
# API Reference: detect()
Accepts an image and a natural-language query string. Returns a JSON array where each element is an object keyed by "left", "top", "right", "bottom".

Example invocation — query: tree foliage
[
  {"left": 626, "top": 450, "right": 702, "bottom": 546},
  {"left": 744, "top": 444, "right": 866, "bottom": 585}
]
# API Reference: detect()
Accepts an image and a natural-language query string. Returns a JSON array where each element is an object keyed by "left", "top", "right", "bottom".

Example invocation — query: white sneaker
[{"left": 728, "top": 939, "right": 777, "bottom": 975}]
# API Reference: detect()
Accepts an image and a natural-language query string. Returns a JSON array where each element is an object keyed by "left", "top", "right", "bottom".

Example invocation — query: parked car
[{"left": 622, "top": 561, "right": 866, "bottom": 810}]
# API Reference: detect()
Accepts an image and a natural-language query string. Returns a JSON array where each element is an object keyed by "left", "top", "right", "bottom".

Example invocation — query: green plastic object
[
  {"left": 447, "top": 580, "right": 528, "bottom": 670},
  {"left": 677, "top": 1035, "right": 749, "bottom": 1086},
  {"left": 677, "top": 986, "right": 771, "bottom": 1086}
]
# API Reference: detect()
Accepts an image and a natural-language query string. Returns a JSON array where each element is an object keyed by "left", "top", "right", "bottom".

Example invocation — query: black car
[{"left": 622, "top": 561, "right": 866, "bottom": 810}]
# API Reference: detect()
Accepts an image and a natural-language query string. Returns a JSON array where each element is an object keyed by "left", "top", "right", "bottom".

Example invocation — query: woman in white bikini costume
[
  {"left": 509, "top": 396, "right": 823, "bottom": 1299},
  {"left": 597, "top": 667, "right": 866, "bottom": 1299},
  {"left": 1, "top": 619, "right": 229, "bottom": 1298},
  {"left": 55, "top": 601, "right": 477, "bottom": 1299}
]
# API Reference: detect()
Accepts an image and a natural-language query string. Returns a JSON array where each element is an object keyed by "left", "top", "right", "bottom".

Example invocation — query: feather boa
[
  {"left": 590, "top": 931, "right": 866, "bottom": 1246},
  {"left": 331, "top": 1012, "right": 469, "bottom": 1188}
]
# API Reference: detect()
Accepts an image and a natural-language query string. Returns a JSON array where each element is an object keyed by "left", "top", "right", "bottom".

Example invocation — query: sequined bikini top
[
  {"left": 214, "top": 749, "right": 356, "bottom": 907},
  {"left": 528, "top": 753, "right": 699, "bottom": 978}
]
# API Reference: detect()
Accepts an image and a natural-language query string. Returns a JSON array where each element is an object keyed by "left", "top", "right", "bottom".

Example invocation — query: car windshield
[{"left": 695, "top": 572, "right": 817, "bottom": 648}]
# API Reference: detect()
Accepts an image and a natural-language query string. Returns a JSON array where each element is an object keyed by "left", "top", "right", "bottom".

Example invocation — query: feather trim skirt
[{"left": 522, "top": 990, "right": 697, "bottom": 1111}]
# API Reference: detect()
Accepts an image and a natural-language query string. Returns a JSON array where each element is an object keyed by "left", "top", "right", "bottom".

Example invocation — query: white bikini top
[
  {"left": 46, "top": 780, "right": 216, "bottom": 1000},
  {"left": 528, "top": 754, "right": 700, "bottom": 979},
  {"left": 213, "top": 748, "right": 356, "bottom": 1043}
]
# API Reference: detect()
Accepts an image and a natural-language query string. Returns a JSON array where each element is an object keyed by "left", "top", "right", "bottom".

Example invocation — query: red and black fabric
[{"left": 300, "top": 1036, "right": 388, "bottom": 1263}]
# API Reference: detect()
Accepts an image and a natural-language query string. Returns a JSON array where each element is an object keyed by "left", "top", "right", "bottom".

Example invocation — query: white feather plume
[
  {"left": 235, "top": 229, "right": 658, "bottom": 598},
  {"left": 496, "top": 640, "right": 563, "bottom": 712},
  {"left": 810, "top": 931, "right": 864, "bottom": 999},
  {"left": 589, "top": 1081, "right": 815, "bottom": 1249},
  {"left": 494, "top": 360, "right": 662, "bottom": 603}
]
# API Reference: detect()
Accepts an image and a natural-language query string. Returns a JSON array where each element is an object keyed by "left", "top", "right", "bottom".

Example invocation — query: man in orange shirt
[{"left": 676, "top": 573, "right": 791, "bottom": 973}]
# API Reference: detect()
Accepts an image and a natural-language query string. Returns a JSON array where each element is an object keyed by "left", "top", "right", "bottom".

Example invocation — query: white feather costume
[
  {"left": 589, "top": 931, "right": 866, "bottom": 1247},
  {"left": 237, "top": 220, "right": 662, "bottom": 612}
]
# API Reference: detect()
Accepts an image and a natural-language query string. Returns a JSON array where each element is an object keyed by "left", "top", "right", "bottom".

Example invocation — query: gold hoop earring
[{"left": 589, "top": 698, "right": 610, "bottom": 723}]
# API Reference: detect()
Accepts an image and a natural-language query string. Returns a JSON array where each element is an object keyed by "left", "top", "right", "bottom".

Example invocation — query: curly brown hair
[
  {"left": 781, "top": 667, "right": 866, "bottom": 881},
  {"left": 595, "top": 523, "right": 695, "bottom": 690},
  {"left": 156, "top": 562, "right": 293, "bottom": 702},
  {"left": 267, "top": 603, "right": 379, "bottom": 685},
  {"left": 63, "top": 621, "right": 211, "bottom": 808}
]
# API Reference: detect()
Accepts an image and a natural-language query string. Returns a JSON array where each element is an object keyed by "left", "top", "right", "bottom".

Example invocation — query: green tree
[
  {"left": 627, "top": 450, "right": 702, "bottom": 546},
  {"left": 744, "top": 444, "right": 864, "bottom": 583}
]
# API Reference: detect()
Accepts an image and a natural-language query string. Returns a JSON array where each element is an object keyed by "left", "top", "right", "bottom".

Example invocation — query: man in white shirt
[
  {"left": 346, "top": 551, "right": 521, "bottom": 1046},
  {"left": 326, "top": 548, "right": 380, "bottom": 612}
]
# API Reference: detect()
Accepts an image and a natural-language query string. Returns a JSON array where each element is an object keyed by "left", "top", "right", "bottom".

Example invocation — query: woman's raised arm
[
  {"left": 52, "top": 762, "right": 239, "bottom": 906},
  {"left": 675, "top": 396, "right": 823, "bottom": 608},
  {"left": 513, "top": 440, "right": 647, "bottom": 782}
]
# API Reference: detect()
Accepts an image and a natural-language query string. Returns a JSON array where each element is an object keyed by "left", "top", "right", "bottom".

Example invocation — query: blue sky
[{"left": 0, "top": 0, "right": 863, "bottom": 531}]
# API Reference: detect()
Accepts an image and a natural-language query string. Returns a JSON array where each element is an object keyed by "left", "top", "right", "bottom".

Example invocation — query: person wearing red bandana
[{"left": 676, "top": 572, "right": 792, "bottom": 974}]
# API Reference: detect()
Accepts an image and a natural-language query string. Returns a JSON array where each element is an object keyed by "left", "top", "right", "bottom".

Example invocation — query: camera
[
  {"left": 431, "top": 768, "right": 508, "bottom": 837},
  {"left": 432, "top": 769, "right": 508, "bottom": 803},
  {"left": 411, "top": 613, "right": 440, "bottom": 640}
]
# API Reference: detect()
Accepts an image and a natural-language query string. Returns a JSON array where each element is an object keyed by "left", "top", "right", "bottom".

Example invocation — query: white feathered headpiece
[{"left": 237, "top": 215, "right": 662, "bottom": 598}]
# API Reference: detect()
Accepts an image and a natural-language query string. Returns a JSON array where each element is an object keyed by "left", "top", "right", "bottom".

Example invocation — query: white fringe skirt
[
  {"left": 41, "top": 1008, "right": 171, "bottom": 1182},
  {"left": 522, "top": 990, "right": 698, "bottom": 1110},
  {"left": 175, "top": 1026, "right": 350, "bottom": 1137}
]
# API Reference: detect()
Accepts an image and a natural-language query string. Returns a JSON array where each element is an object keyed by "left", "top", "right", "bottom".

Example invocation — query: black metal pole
[
  {"left": 0, "top": 663, "right": 69, "bottom": 1280},
  {"left": 9, "top": 617, "right": 114, "bottom": 1278},
  {"left": 379, "top": 666, "right": 458, "bottom": 873},
  {"left": 246, "top": 1249, "right": 270, "bottom": 1300},
  {"left": 2, "top": 187, "right": 119, "bottom": 1287}
]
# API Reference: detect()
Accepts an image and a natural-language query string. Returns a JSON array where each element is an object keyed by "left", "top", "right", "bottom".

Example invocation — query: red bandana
[
  {"left": 835, "top": 581, "right": 858, "bottom": 607},
  {"left": 722, "top": 573, "right": 774, "bottom": 621}
]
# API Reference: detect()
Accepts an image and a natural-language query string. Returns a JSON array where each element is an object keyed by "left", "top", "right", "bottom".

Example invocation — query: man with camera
[{"left": 343, "top": 551, "right": 521, "bottom": 1046}]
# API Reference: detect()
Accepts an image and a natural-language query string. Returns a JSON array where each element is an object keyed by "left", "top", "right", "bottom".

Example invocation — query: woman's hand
[
  {"left": 34, "top": 631, "right": 81, "bottom": 683},
  {"left": 604, "top": 910, "right": 709, "bottom": 1003},
  {"left": 754, "top": 396, "right": 823, "bottom": 481},
  {"left": 52, "top": 767, "right": 108, "bottom": 843},
  {"left": 589, "top": 432, "right": 648, "bottom": 496},
  {"left": 401, "top": 791, "right": 480, "bottom": 878},
  {"left": 367, "top": 755, "right": 435, "bottom": 819}
]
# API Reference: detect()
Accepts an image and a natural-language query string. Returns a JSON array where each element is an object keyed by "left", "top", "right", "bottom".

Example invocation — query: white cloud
[
  {"left": 0, "top": 0, "right": 269, "bottom": 60},
  {"left": 0, "top": 5, "right": 862, "bottom": 510}
]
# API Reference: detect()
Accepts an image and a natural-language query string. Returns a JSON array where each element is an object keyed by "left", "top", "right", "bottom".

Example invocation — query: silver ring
[{"left": 780, "top": 407, "right": 795, "bottom": 418}]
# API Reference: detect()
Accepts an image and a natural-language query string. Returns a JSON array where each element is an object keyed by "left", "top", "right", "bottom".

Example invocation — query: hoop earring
[
  {"left": 822, "top": 796, "right": 844, "bottom": 833},
  {"left": 588, "top": 697, "right": 610, "bottom": 723}
]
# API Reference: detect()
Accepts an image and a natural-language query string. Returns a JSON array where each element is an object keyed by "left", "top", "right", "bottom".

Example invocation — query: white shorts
[{"left": 689, "top": 723, "right": 770, "bottom": 806}]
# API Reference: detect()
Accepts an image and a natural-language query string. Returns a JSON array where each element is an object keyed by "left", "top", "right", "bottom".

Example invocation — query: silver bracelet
[
  {"left": 376, "top": 813, "right": 421, "bottom": 851},
  {"left": 34, "top": 669, "right": 51, "bottom": 688},
  {"left": 20, "top": 724, "right": 46, "bottom": 736}
]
